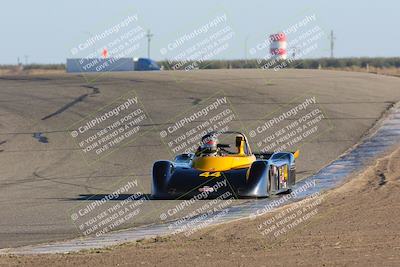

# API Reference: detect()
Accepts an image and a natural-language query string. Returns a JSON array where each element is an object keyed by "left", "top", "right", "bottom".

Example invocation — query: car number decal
[{"left": 199, "top": 171, "right": 221, "bottom": 178}]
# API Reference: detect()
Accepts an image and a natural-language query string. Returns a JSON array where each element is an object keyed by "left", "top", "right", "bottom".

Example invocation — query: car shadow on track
[{"left": 67, "top": 194, "right": 152, "bottom": 201}]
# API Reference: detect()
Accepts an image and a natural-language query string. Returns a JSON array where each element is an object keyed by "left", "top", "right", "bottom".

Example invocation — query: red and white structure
[{"left": 269, "top": 33, "right": 287, "bottom": 60}]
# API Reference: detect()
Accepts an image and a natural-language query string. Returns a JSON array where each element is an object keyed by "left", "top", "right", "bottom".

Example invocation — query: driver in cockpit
[{"left": 195, "top": 133, "right": 219, "bottom": 157}]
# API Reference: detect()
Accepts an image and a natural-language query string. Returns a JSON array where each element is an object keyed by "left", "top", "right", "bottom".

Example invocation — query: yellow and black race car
[{"left": 151, "top": 131, "right": 299, "bottom": 199}]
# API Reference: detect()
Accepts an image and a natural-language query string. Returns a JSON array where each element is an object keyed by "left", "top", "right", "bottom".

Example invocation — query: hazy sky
[{"left": 1, "top": 0, "right": 398, "bottom": 64}]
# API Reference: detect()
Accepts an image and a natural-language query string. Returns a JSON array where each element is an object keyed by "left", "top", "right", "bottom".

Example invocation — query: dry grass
[
  {"left": 325, "top": 66, "right": 400, "bottom": 77},
  {"left": 0, "top": 68, "right": 64, "bottom": 76}
]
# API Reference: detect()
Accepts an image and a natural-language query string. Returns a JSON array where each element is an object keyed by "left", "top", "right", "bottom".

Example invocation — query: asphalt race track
[{"left": 1, "top": 69, "right": 399, "bottom": 248}]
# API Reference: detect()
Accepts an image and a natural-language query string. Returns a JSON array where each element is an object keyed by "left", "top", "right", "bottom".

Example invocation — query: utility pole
[
  {"left": 83, "top": 31, "right": 96, "bottom": 56},
  {"left": 24, "top": 55, "right": 29, "bottom": 65},
  {"left": 291, "top": 47, "right": 299, "bottom": 58},
  {"left": 146, "top": 30, "right": 153, "bottom": 58},
  {"left": 330, "top": 30, "right": 336, "bottom": 58},
  {"left": 244, "top": 35, "right": 249, "bottom": 64}
]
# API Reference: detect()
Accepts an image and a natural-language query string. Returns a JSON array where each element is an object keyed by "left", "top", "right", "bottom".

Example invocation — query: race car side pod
[
  {"left": 270, "top": 151, "right": 298, "bottom": 186},
  {"left": 237, "top": 160, "right": 270, "bottom": 198},
  {"left": 152, "top": 161, "right": 174, "bottom": 195}
]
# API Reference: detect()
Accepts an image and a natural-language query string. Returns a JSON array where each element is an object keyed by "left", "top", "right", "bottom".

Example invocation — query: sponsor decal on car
[{"left": 198, "top": 186, "right": 215, "bottom": 193}]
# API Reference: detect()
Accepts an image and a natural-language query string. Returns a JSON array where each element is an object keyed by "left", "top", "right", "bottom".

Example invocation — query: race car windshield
[{"left": 209, "top": 132, "right": 250, "bottom": 155}]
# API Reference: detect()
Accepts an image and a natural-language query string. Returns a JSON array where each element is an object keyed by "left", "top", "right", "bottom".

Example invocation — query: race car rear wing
[{"left": 254, "top": 150, "right": 299, "bottom": 160}]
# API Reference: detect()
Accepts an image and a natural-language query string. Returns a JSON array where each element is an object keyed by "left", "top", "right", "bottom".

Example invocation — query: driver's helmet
[{"left": 198, "top": 133, "right": 218, "bottom": 156}]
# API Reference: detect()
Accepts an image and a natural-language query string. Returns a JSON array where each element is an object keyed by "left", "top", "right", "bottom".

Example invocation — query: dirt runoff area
[{"left": 1, "top": 148, "right": 400, "bottom": 267}]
